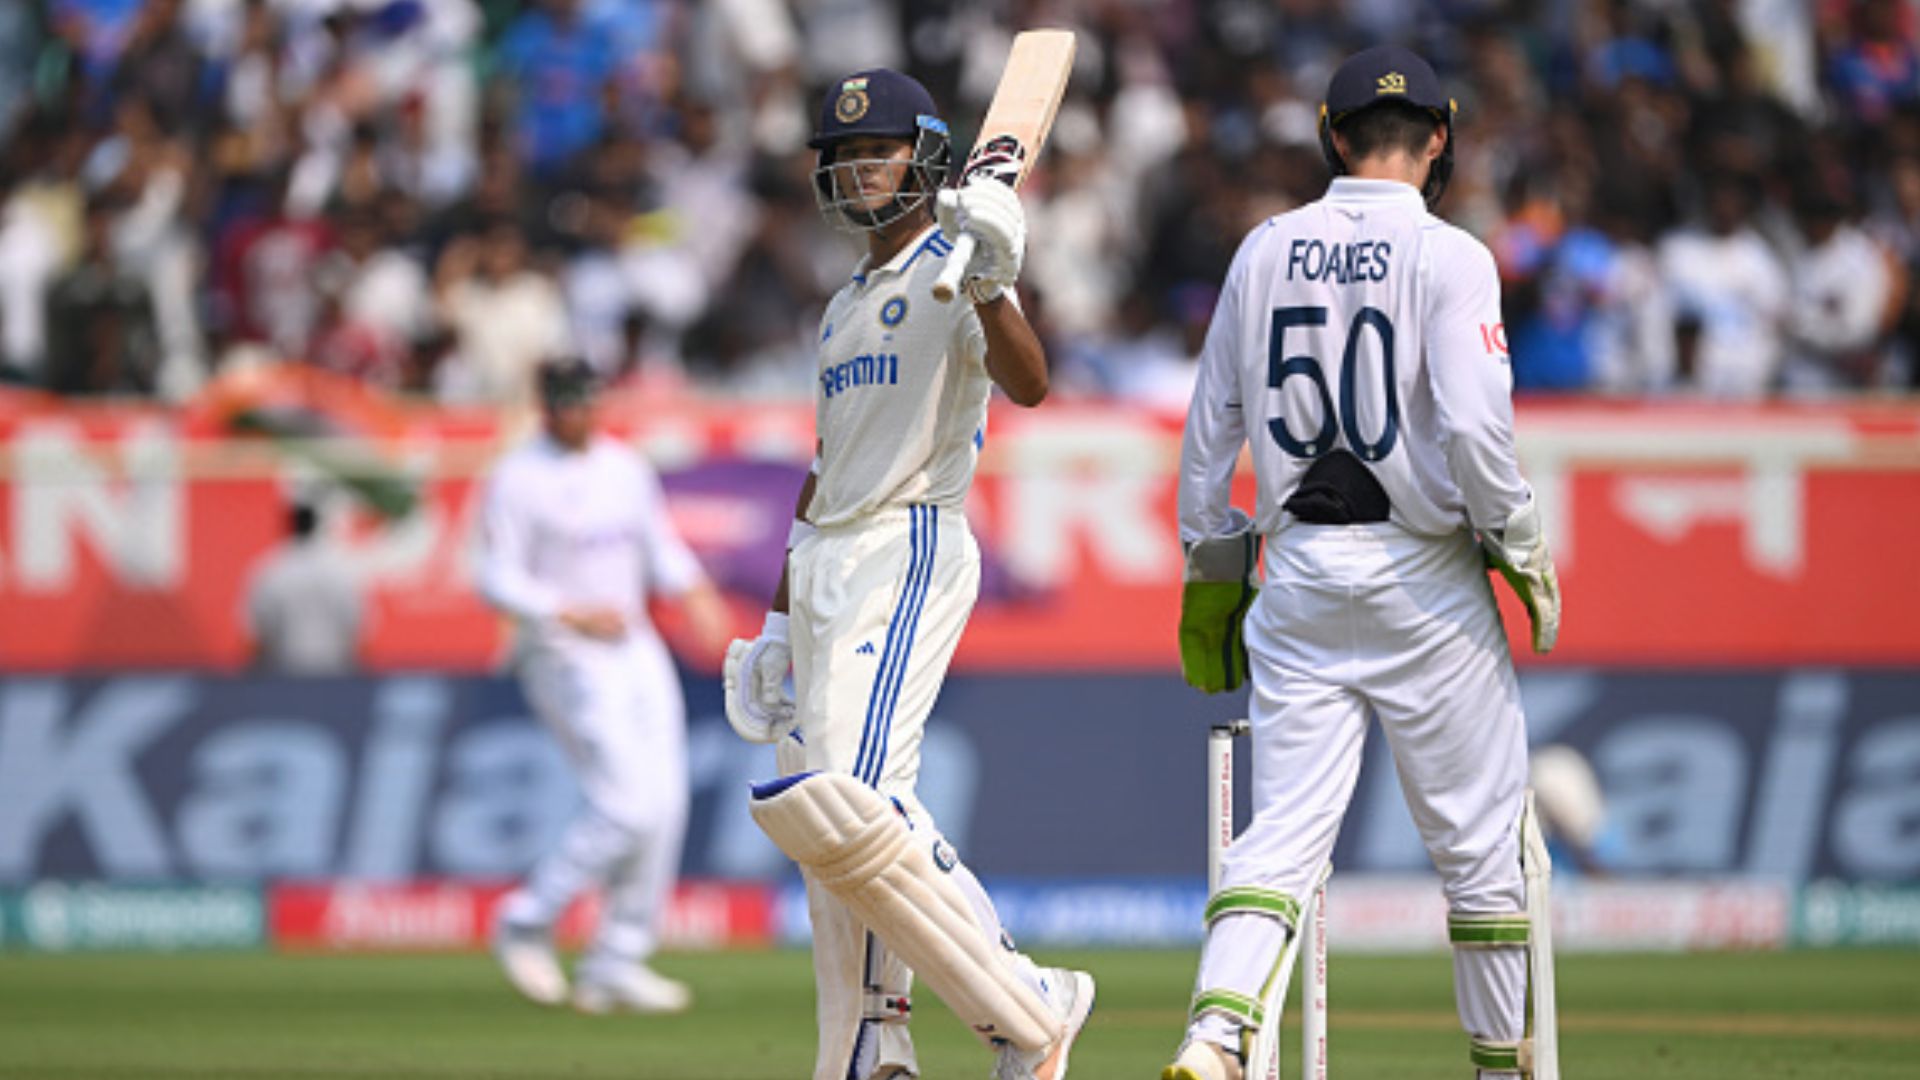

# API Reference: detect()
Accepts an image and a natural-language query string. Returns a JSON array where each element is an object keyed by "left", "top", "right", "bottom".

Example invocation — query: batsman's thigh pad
[{"left": 751, "top": 771, "right": 1059, "bottom": 1051}]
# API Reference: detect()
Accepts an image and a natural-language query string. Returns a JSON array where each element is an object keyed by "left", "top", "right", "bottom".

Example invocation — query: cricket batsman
[
  {"left": 478, "top": 359, "right": 729, "bottom": 1014},
  {"left": 722, "top": 69, "right": 1095, "bottom": 1080},
  {"left": 1164, "top": 46, "right": 1563, "bottom": 1080}
]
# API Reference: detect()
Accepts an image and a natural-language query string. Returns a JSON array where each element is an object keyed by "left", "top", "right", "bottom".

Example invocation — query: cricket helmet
[
  {"left": 810, "top": 68, "right": 951, "bottom": 232},
  {"left": 1318, "top": 45, "right": 1458, "bottom": 208}
]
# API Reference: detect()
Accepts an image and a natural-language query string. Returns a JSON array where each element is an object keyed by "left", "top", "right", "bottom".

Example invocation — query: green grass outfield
[{"left": 2, "top": 948, "right": 1915, "bottom": 1079}]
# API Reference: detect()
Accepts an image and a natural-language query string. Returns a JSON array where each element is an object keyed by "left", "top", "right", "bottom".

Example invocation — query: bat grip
[{"left": 931, "top": 233, "right": 978, "bottom": 303}]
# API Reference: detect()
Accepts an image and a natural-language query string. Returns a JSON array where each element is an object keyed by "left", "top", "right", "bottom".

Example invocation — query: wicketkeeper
[{"left": 1166, "top": 46, "right": 1563, "bottom": 1080}]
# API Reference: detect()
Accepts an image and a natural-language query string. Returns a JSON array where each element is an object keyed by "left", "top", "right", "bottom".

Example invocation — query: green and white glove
[
  {"left": 1179, "top": 509, "right": 1260, "bottom": 694},
  {"left": 1482, "top": 498, "right": 1561, "bottom": 655}
]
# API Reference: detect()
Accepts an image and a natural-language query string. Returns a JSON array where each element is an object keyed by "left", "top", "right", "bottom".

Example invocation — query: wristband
[
  {"left": 762, "top": 610, "right": 790, "bottom": 641},
  {"left": 788, "top": 519, "right": 818, "bottom": 548},
  {"left": 964, "top": 277, "right": 1005, "bottom": 305}
]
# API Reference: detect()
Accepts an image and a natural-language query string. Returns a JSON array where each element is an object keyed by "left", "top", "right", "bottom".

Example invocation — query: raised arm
[{"left": 977, "top": 294, "right": 1049, "bottom": 406}]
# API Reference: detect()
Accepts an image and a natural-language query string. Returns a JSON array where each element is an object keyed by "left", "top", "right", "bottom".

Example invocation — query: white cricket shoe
[
  {"left": 572, "top": 963, "right": 693, "bottom": 1015},
  {"left": 991, "top": 967, "right": 1095, "bottom": 1080},
  {"left": 492, "top": 918, "right": 567, "bottom": 1007},
  {"left": 1160, "top": 1038, "right": 1243, "bottom": 1080}
]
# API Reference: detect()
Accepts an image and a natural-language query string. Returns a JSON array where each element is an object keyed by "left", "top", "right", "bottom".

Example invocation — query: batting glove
[
  {"left": 1178, "top": 508, "right": 1260, "bottom": 694},
  {"left": 723, "top": 611, "right": 798, "bottom": 743},
  {"left": 935, "top": 180, "right": 1025, "bottom": 303},
  {"left": 1482, "top": 498, "right": 1561, "bottom": 655}
]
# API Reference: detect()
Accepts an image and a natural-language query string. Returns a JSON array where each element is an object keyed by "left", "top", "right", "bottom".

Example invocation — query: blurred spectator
[
  {"left": 244, "top": 500, "right": 366, "bottom": 675},
  {"left": 1026, "top": 146, "right": 1126, "bottom": 350},
  {"left": 495, "top": 0, "right": 622, "bottom": 177},
  {"left": 109, "top": 0, "right": 203, "bottom": 134},
  {"left": 46, "top": 193, "right": 159, "bottom": 395},
  {"left": 211, "top": 170, "right": 334, "bottom": 358},
  {"left": 88, "top": 98, "right": 207, "bottom": 399},
  {"left": 1783, "top": 174, "right": 1906, "bottom": 392},
  {"left": 1656, "top": 172, "right": 1789, "bottom": 397},
  {"left": 0, "top": 4, "right": 44, "bottom": 144},
  {"left": 311, "top": 207, "right": 433, "bottom": 387},
  {"left": 1826, "top": 0, "right": 1920, "bottom": 127},
  {"left": 51, "top": 0, "right": 144, "bottom": 83},
  {"left": 0, "top": 175, "right": 66, "bottom": 384},
  {"left": 435, "top": 217, "right": 571, "bottom": 403},
  {"left": 1587, "top": 195, "right": 1679, "bottom": 396},
  {"left": 1872, "top": 153, "right": 1920, "bottom": 386},
  {"left": 564, "top": 191, "right": 639, "bottom": 374},
  {"left": 1102, "top": 284, "right": 1215, "bottom": 410}
]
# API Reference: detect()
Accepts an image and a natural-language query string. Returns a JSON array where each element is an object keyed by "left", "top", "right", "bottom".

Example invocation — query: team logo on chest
[{"left": 880, "top": 296, "right": 909, "bottom": 327}]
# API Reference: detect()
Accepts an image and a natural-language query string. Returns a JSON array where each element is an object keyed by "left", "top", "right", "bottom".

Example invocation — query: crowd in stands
[{"left": 0, "top": 0, "right": 1916, "bottom": 404}]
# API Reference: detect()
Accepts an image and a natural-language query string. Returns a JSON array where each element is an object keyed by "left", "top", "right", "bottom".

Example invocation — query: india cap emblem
[
  {"left": 1377, "top": 72, "right": 1407, "bottom": 94},
  {"left": 835, "top": 77, "right": 870, "bottom": 124}
]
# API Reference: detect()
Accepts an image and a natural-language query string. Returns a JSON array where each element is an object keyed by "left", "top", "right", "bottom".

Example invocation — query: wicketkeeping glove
[
  {"left": 723, "top": 611, "right": 798, "bottom": 743},
  {"left": 1482, "top": 498, "right": 1561, "bottom": 655},
  {"left": 934, "top": 180, "right": 1026, "bottom": 303},
  {"left": 1178, "top": 509, "right": 1260, "bottom": 694}
]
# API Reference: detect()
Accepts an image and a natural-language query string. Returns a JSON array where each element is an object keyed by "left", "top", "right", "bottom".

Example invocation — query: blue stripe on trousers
[
  {"left": 866, "top": 506, "right": 936, "bottom": 786},
  {"left": 860, "top": 503, "right": 940, "bottom": 780}
]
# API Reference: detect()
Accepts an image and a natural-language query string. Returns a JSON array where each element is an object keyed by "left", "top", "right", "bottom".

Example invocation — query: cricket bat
[{"left": 930, "top": 28, "right": 1076, "bottom": 303}]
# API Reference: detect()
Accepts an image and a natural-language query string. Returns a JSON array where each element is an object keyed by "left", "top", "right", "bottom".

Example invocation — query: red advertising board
[
  {"left": 2, "top": 387, "right": 1917, "bottom": 671},
  {"left": 268, "top": 880, "right": 776, "bottom": 951}
]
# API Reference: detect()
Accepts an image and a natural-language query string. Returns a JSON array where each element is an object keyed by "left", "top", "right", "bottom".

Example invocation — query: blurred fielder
[
  {"left": 1166, "top": 46, "right": 1563, "bottom": 1080},
  {"left": 724, "top": 69, "right": 1095, "bottom": 1080},
  {"left": 478, "top": 359, "right": 728, "bottom": 1014}
]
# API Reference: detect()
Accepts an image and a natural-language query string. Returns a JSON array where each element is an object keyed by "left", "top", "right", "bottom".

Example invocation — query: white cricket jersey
[
  {"left": 1180, "top": 177, "right": 1531, "bottom": 542},
  {"left": 807, "top": 225, "right": 992, "bottom": 527},
  {"left": 477, "top": 433, "right": 705, "bottom": 645}
]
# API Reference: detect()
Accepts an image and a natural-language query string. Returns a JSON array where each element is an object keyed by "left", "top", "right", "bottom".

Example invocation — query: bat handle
[{"left": 931, "top": 233, "right": 978, "bottom": 303}]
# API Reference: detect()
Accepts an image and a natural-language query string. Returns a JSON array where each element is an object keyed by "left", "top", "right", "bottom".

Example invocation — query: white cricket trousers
[
  {"left": 790, "top": 503, "right": 974, "bottom": 790},
  {"left": 785, "top": 505, "right": 1038, "bottom": 1080},
  {"left": 1191, "top": 523, "right": 1529, "bottom": 1063},
  {"left": 501, "top": 632, "right": 688, "bottom": 976}
]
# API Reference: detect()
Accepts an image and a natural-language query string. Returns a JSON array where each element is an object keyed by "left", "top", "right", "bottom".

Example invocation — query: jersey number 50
[{"left": 1266, "top": 305, "right": 1399, "bottom": 462}]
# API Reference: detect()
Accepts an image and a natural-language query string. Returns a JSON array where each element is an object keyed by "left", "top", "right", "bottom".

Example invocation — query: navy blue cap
[
  {"left": 1322, "top": 45, "right": 1452, "bottom": 126},
  {"left": 538, "top": 357, "right": 598, "bottom": 407},
  {"left": 810, "top": 69, "right": 947, "bottom": 150}
]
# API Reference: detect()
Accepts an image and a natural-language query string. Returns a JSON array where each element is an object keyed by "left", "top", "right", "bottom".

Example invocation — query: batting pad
[{"left": 750, "top": 772, "right": 1061, "bottom": 1051}]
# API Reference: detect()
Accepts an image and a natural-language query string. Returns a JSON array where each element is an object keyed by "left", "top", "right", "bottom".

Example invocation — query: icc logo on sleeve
[{"left": 1480, "top": 323, "right": 1509, "bottom": 360}]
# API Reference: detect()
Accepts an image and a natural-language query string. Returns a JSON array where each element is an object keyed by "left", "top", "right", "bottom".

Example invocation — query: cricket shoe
[
  {"left": 1160, "top": 1038, "right": 1243, "bottom": 1080},
  {"left": 491, "top": 917, "right": 566, "bottom": 1007},
  {"left": 991, "top": 968, "right": 1095, "bottom": 1080},
  {"left": 572, "top": 963, "right": 693, "bottom": 1015}
]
